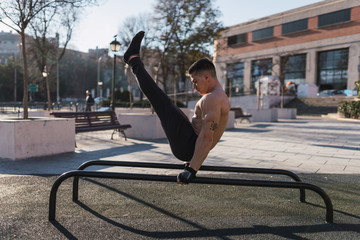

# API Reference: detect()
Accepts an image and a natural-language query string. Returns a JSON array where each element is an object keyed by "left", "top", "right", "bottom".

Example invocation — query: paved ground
[
  {"left": 1, "top": 116, "right": 359, "bottom": 176},
  {"left": 0, "top": 116, "right": 359, "bottom": 239}
]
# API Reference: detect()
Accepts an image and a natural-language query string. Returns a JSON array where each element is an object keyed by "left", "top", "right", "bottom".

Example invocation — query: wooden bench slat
[
  {"left": 50, "top": 111, "right": 131, "bottom": 140},
  {"left": 76, "top": 124, "right": 131, "bottom": 132}
]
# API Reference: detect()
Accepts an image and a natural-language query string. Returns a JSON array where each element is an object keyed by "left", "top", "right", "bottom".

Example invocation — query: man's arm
[
  {"left": 177, "top": 95, "right": 221, "bottom": 184},
  {"left": 189, "top": 103, "right": 220, "bottom": 171}
]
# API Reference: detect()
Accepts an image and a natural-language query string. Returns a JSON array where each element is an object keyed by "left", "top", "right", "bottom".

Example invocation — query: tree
[
  {"left": 0, "top": 58, "right": 23, "bottom": 101},
  {"left": 59, "top": 49, "right": 104, "bottom": 99},
  {"left": 117, "top": 13, "right": 159, "bottom": 104},
  {"left": 273, "top": 53, "right": 296, "bottom": 108},
  {"left": 153, "top": 0, "right": 223, "bottom": 93},
  {"left": 117, "top": 13, "right": 158, "bottom": 52},
  {"left": 0, "top": 0, "right": 97, "bottom": 118},
  {"left": 29, "top": 4, "right": 80, "bottom": 110},
  {"left": 279, "top": 55, "right": 290, "bottom": 109}
]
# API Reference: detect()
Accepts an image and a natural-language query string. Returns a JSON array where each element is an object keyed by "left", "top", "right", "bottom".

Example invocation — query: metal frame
[
  {"left": 73, "top": 160, "right": 306, "bottom": 201},
  {"left": 49, "top": 161, "right": 333, "bottom": 223}
]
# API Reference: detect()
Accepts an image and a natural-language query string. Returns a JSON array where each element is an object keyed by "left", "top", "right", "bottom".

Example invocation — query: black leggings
[{"left": 129, "top": 58, "right": 198, "bottom": 161}]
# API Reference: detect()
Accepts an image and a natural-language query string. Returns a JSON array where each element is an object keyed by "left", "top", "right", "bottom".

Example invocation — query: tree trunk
[
  {"left": 46, "top": 74, "right": 51, "bottom": 111},
  {"left": 21, "top": 30, "right": 29, "bottom": 119},
  {"left": 281, "top": 84, "right": 284, "bottom": 109}
]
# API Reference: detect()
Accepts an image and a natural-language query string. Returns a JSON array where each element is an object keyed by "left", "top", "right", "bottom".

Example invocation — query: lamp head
[
  {"left": 110, "top": 35, "right": 121, "bottom": 52},
  {"left": 42, "top": 66, "right": 48, "bottom": 77}
]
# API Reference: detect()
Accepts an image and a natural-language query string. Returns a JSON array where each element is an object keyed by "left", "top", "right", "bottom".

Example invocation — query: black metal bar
[
  {"left": 50, "top": 170, "right": 333, "bottom": 223},
  {"left": 73, "top": 160, "right": 305, "bottom": 202}
]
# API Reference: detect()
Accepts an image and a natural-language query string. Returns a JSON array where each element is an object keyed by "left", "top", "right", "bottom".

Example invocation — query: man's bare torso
[{"left": 192, "top": 86, "right": 230, "bottom": 149}]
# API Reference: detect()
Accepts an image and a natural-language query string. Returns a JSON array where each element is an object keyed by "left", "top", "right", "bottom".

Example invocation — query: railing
[
  {"left": 49, "top": 161, "right": 333, "bottom": 223},
  {"left": 0, "top": 102, "right": 21, "bottom": 114}
]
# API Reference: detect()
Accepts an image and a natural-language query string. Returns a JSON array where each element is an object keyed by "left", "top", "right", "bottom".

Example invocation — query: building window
[
  {"left": 251, "top": 59, "right": 272, "bottom": 93},
  {"left": 282, "top": 54, "right": 306, "bottom": 85},
  {"left": 226, "top": 62, "right": 244, "bottom": 96},
  {"left": 317, "top": 48, "right": 348, "bottom": 90},
  {"left": 282, "top": 19, "right": 308, "bottom": 35},
  {"left": 318, "top": 8, "right": 351, "bottom": 28},
  {"left": 252, "top": 27, "right": 273, "bottom": 41},
  {"left": 228, "top": 33, "right": 247, "bottom": 46}
]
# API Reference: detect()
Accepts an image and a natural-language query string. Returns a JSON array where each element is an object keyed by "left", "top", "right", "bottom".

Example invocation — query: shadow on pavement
[
  {"left": 312, "top": 144, "right": 360, "bottom": 151},
  {"left": 49, "top": 178, "right": 360, "bottom": 240},
  {"left": 0, "top": 142, "right": 157, "bottom": 175}
]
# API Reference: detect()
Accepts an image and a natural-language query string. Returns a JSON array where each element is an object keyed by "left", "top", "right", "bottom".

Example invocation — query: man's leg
[{"left": 125, "top": 33, "right": 197, "bottom": 161}]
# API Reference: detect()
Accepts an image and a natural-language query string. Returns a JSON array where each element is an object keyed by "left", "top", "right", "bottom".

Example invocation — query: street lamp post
[
  {"left": 109, "top": 35, "right": 121, "bottom": 111},
  {"left": 97, "top": 57, "right": 102, "bottom": 98},
  {"left": 98, "top": 81, "right": 103, "bottom": 98},
  {"left": 14, "top": 53, "right": 17, "bottom": 102},
  {"left": 56, "top": 33, "right": 60, "bottom": 104},
  {"left": 42, "top": 66, "right": 51, "bottom": 111}
]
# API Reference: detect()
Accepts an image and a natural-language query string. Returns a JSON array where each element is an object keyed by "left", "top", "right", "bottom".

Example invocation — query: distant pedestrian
[{"left": 85, "top": 90, "right": 94, "bottom": 111}]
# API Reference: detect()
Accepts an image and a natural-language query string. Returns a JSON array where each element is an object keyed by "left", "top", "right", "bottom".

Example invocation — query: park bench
[
  {"left": 231, "top": 107, "right": 252, "bottom": 123},
  {"left": 50, "top": 111, "right": 131, "bottom": 140}
]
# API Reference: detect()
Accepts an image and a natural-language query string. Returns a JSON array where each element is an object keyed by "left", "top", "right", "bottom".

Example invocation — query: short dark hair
[{"left": 188, "top": 58, "right": 216, "bottom": 77}]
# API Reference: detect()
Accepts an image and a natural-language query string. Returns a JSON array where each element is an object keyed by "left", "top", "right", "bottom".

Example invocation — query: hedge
[{"left": 338, "top": 100, "right": 360, "bottom": 119}]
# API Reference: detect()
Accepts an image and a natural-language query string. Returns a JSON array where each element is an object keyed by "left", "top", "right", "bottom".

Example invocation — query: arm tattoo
[{"left": 210, "top": 121, "right": 218, "bottom": 131}]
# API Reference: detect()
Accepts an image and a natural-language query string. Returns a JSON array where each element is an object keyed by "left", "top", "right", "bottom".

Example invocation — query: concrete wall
[
  {"left": 118, "top": 113, "right": 166, "bottom": 140},
  {"left": 248, "top": 109, "right": 278, "bottom": 122},
  {"left": 277, "top": 108, "right": 297, "bottom": 119},
  {"left": 188, "top": 95, "right": 294, "bottom": 113},
  {"left": 116, "top": 108, "right": 235, "bottom": 140},
  {"left": 0, "top": 118, "right": 75, "bottom": 160}
]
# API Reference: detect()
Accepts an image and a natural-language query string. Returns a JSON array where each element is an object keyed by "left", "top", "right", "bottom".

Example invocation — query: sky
[{"left": 0, "top": 0, "right": 324, "bottom": 53}]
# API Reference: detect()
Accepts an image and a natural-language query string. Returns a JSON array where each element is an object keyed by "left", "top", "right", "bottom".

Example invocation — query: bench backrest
[
  {"left": 231, "top": 108, "right": 244, "bottom": 118},
  {"left": 51, "top": 111, "right": 120, "bottom": 128}
]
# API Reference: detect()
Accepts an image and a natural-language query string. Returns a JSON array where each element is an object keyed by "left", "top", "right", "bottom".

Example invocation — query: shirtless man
[{"left": 124, "top": 31, "right": 230, "bottom": 184}]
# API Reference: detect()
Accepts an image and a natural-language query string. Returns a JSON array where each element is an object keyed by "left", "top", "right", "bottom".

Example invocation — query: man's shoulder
[
  {"left": 200, "top": 90, "right": 229, "bottom": 111},
  {"left": 208, "top": 88, "right": 229, "bottom": 103},
  {"left": 211, "top": 88, "right": 230, "bottom": 112}
]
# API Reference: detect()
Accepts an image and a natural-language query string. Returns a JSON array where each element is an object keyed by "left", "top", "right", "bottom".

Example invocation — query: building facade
[
  {"left": 214, "top": 0, "right": 360, "bottom": 97},
  {"left": 0, "top": 31, "right": 21, "bottom": 64}
]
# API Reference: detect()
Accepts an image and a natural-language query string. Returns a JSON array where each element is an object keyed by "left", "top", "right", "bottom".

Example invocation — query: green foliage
[
  {"left": 113, "top": 89, "right": 132, "bottom": 102},
  {"left": 101, "top": 90, "right": 133, "bottom": 107},
  {"left": 0, "top": 60, "right": 23, "bottom": 101},
  {"left": 132, "top": 100, "right": 151, "bottom": 108},
  {"left": 355, "top": 79, "right": 360, "bottom": 99},
  {"left": 338, "top": 101, "right": 360, "bottom": 119}
]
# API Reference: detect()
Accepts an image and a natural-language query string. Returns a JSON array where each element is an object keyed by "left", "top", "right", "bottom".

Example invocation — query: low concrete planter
[
  {"left": 276, "top": 108, "right": 297, "bottom": 119},
  {"left": 117, "top": 108, "right": 235, "bottom": 140},
  {"left": 248, "top": 109, "right": 278, "bottom": 122},
  {"left": 118, "top": 112, "right": 166, "bottom": 139},
  {"left": 116, "top": 108, "right": 195, "bottom": 120},
  {"left": 28, "top": 110, "right": 52, "bottom": 118},
  {"left": 18, "top": 110, "right": 52, "bottom": 118},
  {"left": 227, "top": 111, "right": 235, "bottom": 129},
  {"left": 0, "top": 117, "right": 75, "bottom": 160}
]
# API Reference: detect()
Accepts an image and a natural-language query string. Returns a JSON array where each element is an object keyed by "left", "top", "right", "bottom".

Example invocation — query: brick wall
[{"left": 216, "top": 6, "right": 360, "bottom": 58}]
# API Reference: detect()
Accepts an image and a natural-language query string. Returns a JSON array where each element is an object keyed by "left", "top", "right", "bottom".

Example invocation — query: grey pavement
[
  {"left": 1, "top": 116, "right": 360, "bottom": 239},
  {"left": 0, "top": 116, "right": 359, "bottom": 176}
]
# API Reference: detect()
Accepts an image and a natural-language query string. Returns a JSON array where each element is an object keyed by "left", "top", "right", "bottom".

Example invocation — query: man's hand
[{"left": 177, "top": 166, "right": 197, "bottom": 185}]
